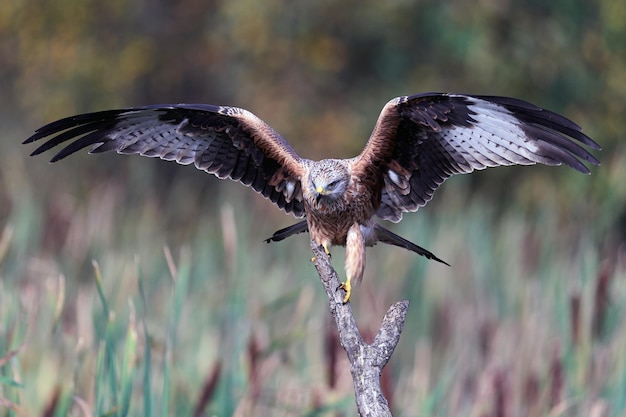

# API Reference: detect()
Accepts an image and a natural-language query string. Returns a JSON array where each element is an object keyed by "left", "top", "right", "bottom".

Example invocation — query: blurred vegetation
[{"left": 1, "top": 0, "right": 625, "bottom": 416}]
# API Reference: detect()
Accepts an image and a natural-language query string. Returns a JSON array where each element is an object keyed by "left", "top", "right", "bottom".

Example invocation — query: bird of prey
[{"left": 24, "top": 93, "right": 600, "bottom": 302}]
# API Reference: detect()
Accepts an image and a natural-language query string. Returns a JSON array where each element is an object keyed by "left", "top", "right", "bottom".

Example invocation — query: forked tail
[
  {"left": 374, "top": 224, "right": 449, "bottom": 266},
  {"left": 264, "top": 220, "right": 308, "bottom": 243},
  {"left": 265, "top": 220, "right": 449, "bottom": 266}
]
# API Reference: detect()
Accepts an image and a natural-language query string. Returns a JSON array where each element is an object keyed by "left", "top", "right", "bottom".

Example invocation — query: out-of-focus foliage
[
  {"left": 2, "top": 0, "right": 624, "bottom": 150},
  {"left": 1, "top": 0, "right": 625, "bottom": 416},
  {"left": 2, "top": 0, "right": 624, "bottom": 221}
]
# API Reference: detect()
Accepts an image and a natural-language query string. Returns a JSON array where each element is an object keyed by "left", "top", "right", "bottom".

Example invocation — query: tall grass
[{"left": 1, "top": 150, "right": 624, "bottom": 416}]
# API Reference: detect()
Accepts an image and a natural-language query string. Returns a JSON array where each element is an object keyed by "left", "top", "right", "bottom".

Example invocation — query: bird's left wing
[
  {"left": 352, "top": 93, "right": 601, "bottom": 222},
  {"left": 25, "top": 104, "right": 306, "bottom": 217}
]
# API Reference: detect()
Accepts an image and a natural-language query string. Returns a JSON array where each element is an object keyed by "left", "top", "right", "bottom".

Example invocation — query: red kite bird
[{"left": 25, "top": 93, "right": 600, "bottom": 302}]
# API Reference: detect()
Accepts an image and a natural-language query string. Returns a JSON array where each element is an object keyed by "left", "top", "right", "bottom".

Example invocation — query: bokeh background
[{"left": 1, "top": 1, "right": 625, "bottom": 416}]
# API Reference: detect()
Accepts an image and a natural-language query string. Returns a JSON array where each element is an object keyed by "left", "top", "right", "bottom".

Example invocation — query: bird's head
[{"left": 308, "top": 159, "right": 350, "bottom": 205}]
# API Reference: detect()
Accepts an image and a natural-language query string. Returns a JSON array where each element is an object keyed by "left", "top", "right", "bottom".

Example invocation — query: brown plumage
[{"left": 24, "top": 93, "right": 600, "bottom": 302}]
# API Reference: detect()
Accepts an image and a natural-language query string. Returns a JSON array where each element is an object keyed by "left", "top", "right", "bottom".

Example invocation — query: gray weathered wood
[{"left": 310, "top": 240, "right": 410, "bottom": 417}]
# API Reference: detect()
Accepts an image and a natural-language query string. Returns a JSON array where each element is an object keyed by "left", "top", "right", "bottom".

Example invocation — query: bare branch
[{"left": 310, "top": 240, "right": 410, "bottom": 417}]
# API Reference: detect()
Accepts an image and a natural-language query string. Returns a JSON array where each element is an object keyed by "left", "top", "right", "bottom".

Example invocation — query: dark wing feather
[
  {"left": 353, "top": 93, "right": 600, "bottom": 222},
  {"left": 24, "top": 104, "right": 306, "bottom": 217}
]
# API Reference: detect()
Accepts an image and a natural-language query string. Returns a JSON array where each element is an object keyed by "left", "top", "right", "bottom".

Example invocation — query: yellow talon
[
  {"left": 338, "top": 277, "right": 352, "bottom": 303},
  {"left": 313, "top": 243, "right": 331, "bottom": 263}
]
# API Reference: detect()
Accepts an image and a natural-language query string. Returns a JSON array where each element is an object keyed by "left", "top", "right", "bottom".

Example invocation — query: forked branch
[{"left": 310, "top": 240, "right": 410, "bottom": 417}]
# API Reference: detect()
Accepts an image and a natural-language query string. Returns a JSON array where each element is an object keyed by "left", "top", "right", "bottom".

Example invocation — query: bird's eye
[{"left": 328, "top": 180, "right": 339, "bottom": 189}]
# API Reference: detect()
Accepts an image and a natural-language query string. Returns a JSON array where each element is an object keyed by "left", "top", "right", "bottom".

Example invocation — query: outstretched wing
[
  {"left": 25, "top": 104, "right": 306, "bottom": 217},
  {"left": 352, "top": 93, "right": 601, "bottom": 222}
]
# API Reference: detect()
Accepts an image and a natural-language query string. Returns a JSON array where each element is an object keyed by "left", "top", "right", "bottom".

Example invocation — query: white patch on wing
[
  {"left": 101, "top": 112, "right": 212, "bottom": 166},
  {"left": 284, "top": 181, "right": 296, "bottom": 200},
  {"left": 385, "top": 169, "right": 410, "bottom": 194},
  {"left": 440, "top": 98, "right": 545, "bottom": 170},
  {"left": 175, "top": 118, "right": 190, "bottom": 135},
  {"left": 387, "top": 170, "right": 400, "bottom": 185},
  {"left": 160, "top": 133, "right": 207, "bottom": 162},
  {"left": 443, "top": 128, "right": 499, "bottom": 170}
]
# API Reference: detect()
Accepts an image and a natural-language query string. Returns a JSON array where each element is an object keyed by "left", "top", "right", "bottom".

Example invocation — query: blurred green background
[{"left": 1, "top": 0, "right": 625, "bottom": 416}]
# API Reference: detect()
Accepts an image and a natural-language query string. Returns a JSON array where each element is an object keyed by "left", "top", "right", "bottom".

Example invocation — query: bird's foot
[
  {"left": 312, "top": 243, "right": 331, "bottom": 263},
  {"left": 322, "top": 243, "right": 332, "bottom": 258},
  {"left": 337, "top": 278, "right": 352, "bottom": 304}
]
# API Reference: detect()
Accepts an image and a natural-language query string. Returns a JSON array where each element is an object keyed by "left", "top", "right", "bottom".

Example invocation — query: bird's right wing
[{"left": 25, "top": 104, "right": 306, "bottom": 217}]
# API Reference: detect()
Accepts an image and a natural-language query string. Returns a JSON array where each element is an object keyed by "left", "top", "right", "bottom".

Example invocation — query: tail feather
[
  {"left": 265, "top": 220, "right": 309, "bottom": 243},
  {"left": 374, "top": 224, "right": 449, "bottom": 266}
]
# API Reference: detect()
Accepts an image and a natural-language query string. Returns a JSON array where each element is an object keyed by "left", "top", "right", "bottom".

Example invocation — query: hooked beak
[{"left": 315, "top": 185, "right": 326, "bottom": 204}]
